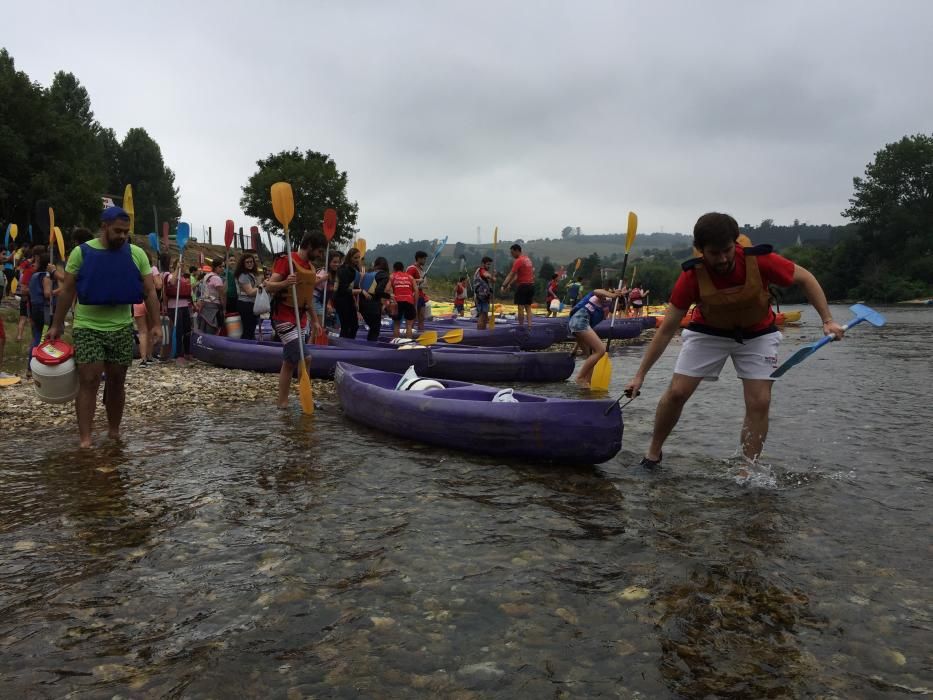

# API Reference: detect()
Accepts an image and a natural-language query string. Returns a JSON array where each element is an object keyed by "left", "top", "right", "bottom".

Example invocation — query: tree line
[{"left": 0, "top": 48, "right": 180, "bottom": 248}]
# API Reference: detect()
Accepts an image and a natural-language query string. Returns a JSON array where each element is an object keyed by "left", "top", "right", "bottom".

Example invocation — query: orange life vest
[{"left": 279, "top": 254, "right": 317, "bottom": 310}]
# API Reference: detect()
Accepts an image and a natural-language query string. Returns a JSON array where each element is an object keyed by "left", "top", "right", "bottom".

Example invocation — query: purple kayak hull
[
  {"left": 433, "top": 316, "right": 643, "bottom": 341},
  {"left": 191, "top": 331, "right": 431, "bottom": 378},
  {"left": 335, "top": 363, "right": 622, "bottom": 463},
  {"left": 329, "top": 337, "right": 574, "bottom": 382}
]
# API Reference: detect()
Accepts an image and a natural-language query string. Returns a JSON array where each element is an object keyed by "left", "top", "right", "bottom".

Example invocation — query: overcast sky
[{"left": 6, "top": 1, "right": 933, "bottom": 245}]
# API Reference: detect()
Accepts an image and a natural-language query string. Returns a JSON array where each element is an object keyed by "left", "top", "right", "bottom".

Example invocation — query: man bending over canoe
[
  {"left": 624, "top": 212, "right": 845, "bottom": 469},
  {"left": 266, "top": 232, "right": 326, "bottom": 409}
]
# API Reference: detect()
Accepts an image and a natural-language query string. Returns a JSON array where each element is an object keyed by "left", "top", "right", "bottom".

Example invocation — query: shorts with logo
[
  {"left": 74, "top": 326, "right": 135, "bottom": 366},
  {"left": 274, "top": 320, "right": 309, "bottom": 365},
  {"left": 514, "top": 283, "right": 534, "bottom": 306},
  {"left": 674, "top": 329, "right": 782, "bottom": 381}
]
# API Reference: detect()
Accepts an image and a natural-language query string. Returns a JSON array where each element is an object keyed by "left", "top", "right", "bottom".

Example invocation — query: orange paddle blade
[
  {"left": 298, "top": 364, "right": 314, "bottom": 414},
  {"left": 271, "top": 183, "right": 295, "bottom": 228},
  {"left": 323, "top": 208, "right": 337, "bottom": 241}
]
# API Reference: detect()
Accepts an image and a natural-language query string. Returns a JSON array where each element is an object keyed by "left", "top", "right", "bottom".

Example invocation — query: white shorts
[{"left": 673, "top": 329, "right": 782, "bottom": 381}]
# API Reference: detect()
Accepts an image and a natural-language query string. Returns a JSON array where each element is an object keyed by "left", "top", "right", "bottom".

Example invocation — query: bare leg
[
  {"left": 740, "top": 379, "right": 773, "bottom": 461},
  {"left": 103, "top": 363, "right": 128, "bottom": 439},
  {"left": 17, "top": 315, "right": 27, "bottom": 341},
  {"left": 516, "top": 305, "right": 524, "bottom": 327},
  {"left": 646, "top": 373, "right": 704, "bottom": 461},
  {"left": 135, "top": 314, "right": 150, "bottom": 361},
  {"left": 523, "top": 305, "right": 532, "bottom": 328},
  {"left": 277, "top": 360, "right": 295, "bottom": 408},
  {"left": 393, "top": 319, "right": 400, "bottom": 338},
  {"left": 405, "top": 319, "right": 414, "bottom": 339},
  {"left": 76, "top": 362, "right": 105, "bottom": 448},
  {"left": 477, "top": 312, "right": 487, "bottom": 331},
  {"left": 574, "top": 329, "right": 605, "bottom": 387},
  {"left": 416, "top": 305, "right": 424, "bottom": 332}
]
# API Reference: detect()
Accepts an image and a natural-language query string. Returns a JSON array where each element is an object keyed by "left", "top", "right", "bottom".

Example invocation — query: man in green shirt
[{"left": 47, "top": 207, "right": 161, "bottom": 448}]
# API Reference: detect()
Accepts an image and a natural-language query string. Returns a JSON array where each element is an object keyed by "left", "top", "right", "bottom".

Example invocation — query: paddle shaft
[
  {"left": 283, "top": 226, "right": 307, "bottom": 367},
  {"left": 319, "top": 242, "right": 330, "bottom": 326},
  {"left": 604, "top": 253, "right": 630, "bottom": 353},
  {"left": 172, "top": 248, "right": 186, "bottom": 357}
]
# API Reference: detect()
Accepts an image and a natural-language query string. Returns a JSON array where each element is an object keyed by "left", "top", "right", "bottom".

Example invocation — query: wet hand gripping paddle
[
  {"left": 770, "top": 304, "right": 886, "bottom": 378},
  {"left": 590, "top": 212, "right": 637, "bottom": 392},
  {"left": 315, "top": 208, "right": 338, "bottom": 346},
  {"left": 272, "top": 182, "right": 314, "bottom": 415}
]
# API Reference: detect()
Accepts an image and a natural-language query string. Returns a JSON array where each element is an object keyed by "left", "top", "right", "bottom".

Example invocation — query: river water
[{"left": 1, "top": 305, "right": 930, "bottom": 698}]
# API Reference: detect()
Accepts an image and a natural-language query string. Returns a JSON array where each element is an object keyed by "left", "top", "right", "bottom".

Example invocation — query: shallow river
[{"left": 1, "top": 305, "right": 930, "bottom": 698}]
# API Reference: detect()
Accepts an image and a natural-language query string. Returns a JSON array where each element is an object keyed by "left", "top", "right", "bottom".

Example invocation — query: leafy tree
[
  {"left": 561, "top": 226, "right": 574, "bottom": 239},
  {"left": 240, "top": 149, "right": 359, "bottom": 247},
  {"left": 538, "top": 257, "right": 555, "bottom": 280},
  {"left": 48, "top": 71, "right": 96, "bottom": 131},
  {"left": 117, "top": 127, "right": 181, "bottom": 235},
  {"left": 842, "top": 133, "right": 933, "bottom": 277}
]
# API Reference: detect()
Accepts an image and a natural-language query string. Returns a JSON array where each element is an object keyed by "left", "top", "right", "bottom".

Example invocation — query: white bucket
[
  {"left": 225, "top": 313, "right": 243, "bottom": 339},
  {"left": 30, "top": 341, "right": 78, "bottom": 404}
]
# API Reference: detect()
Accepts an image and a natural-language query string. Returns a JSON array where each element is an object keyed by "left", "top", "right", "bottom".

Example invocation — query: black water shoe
[{"left": 638, "top": 452, "right": 662, "bottom": 470}]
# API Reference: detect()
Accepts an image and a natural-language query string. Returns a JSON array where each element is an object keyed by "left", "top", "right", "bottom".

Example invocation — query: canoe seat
[{"left": 423, "top": 387, "right": 546, "bottom": 403}]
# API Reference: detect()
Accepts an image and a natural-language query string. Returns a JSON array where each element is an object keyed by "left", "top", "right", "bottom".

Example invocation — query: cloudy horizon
[{"left": 5, "top": 1, "right": 932, "bottom": 244}]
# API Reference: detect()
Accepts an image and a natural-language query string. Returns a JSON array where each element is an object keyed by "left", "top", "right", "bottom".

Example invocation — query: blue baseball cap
[{"left": 101, "top": 206, "right": 131, "bottom": 223}]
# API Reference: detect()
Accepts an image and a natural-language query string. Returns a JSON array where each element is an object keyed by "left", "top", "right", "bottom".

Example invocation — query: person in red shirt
[
  {"left": 389, "top": 261, "right": 417, "bottom": 339},
  {"left": 16, "top": 246, "right": 37, "bottom": 342},
  {"left": 501, "top": 244, "right": 535, "bottom": 328},
  {"left": 406, "top": 251, "right": 429, "bottom": 331},
  {"left": 453, "top": 276, "right": 467, "bottom": 317},
  {"left": 265, "top": 232, "right": 326, "bottom": 409},
  {"left": 546, "top": 273, "right": 559, "bottom": 317},
  {"left": 624, "top": 212, "right": 845, "bottom": 471}
]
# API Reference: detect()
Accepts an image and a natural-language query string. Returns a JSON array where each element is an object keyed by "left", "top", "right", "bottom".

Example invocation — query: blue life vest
[
  {"left": 29, "top": 271, "right": 48, "bottom": 308},
  {"left": 361, "top": 271, "right": 378, "bottom": 294},
  {"left": 75, "top": 243, "right": 144, "bottom": 306},
  {"left": 570, "top": 293, "right": 608, "bottom": 326}
]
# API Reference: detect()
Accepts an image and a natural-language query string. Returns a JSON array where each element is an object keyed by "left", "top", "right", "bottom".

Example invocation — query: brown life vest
[
  {"left": 279, "top": 254, "right": 317, "bottom": 310},
  {"left": 694, "top": 252, "right": 772, "bottom": 330}
]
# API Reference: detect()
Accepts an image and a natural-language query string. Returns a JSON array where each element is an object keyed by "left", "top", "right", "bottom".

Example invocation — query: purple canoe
[
  {"left": 334, "top": 363, "right": 623, "bottom": 463},
  {"left": 329, "top": 337, "right": 575, "bottom": 383},
  {"left": 191, "top": 331, "right": 431, "bottom": 378},
  {"left": 432, "top": 316, "right": 643, "bottom": 341}
]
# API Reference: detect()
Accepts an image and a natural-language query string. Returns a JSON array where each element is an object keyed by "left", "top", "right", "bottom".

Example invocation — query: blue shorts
[
  {"left": 474, "top": 299, "right": 490, "bottom": 314},
  {"left": 417, "top": 297, "right": 427, "bottom": 309},
  {"left": 568, "top": 309, "right": 592, "bottom": 334}
]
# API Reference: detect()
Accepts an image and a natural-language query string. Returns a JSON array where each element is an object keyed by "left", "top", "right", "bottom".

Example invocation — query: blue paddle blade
[
  {"left": 148, "top": 232, "right": 159, "bottom": 253},
  {"left": 770, "top": 303, "right": 886, "bottom": 378},
  {"left": 176, "top": 222, "right": 190, "bottom": 252},
  {"left": 848, "top": 303, "right": 886, "bottom": 327}
]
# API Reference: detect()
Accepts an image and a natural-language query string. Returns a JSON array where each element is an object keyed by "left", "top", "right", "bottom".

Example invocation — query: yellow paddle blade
[
  {"left": 123, "top": 184, "right": 135, "bottom": 234},
  {"left": 574, "top": 257, "right": 581, "bottom": 271},
  {"left": 590, "top": 354, "right": 612, "bottom": 392},
  {"left": 298, "top": 364, "right": 314, "bottom": 414},
  {"left": 625, "top": 211, "right": 638, "bottom": 252},
  {"left": 441, "top": 328, "right": 464, "bottom": 343},
  {"left": 488, "top": 314, "right": 495, "bottom": 329},
  {"left": 53, "top": 226, "right": 65, "bottom": 260},
  {"left": 9, "top": 277, "right": 17, "bottom": 294},
  {"left": 493, "top": 226, "right": 498, "bottom": 245},
  {"left": 0, "top": 376, "right": 23, "bottom": 387},
  {"left": 271, "top": 182, "right": 295, "bottom": 228},
  {"left": 9, "top": 223, "right": 17, "bottom": 241},
  {"left": 417, "top": 331, "right": 438, "bottom": 345},
  {"left": 357, "top": 238, "right": 367, "bottom": 258}
]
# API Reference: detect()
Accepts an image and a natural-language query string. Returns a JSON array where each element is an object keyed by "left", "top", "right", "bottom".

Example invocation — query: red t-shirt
[
  {"left": 511, "top": 255, "right": 534, "bottom": 285},
  {"left": 272, "top": 253, "right": 313, "bottom": 325},
  {"left": 670, "top": 247, "right": 795, "bottom": 332},
  {"left": 546, "top": 280, "right": 558, "bottom": 301},
  {"left": 19, "top": 260, "right": 34, "bottom": 288},
  {"left": 454, "top": 283, "right": 466, "bottom": 303},
  {"left": 391, "top": 271, "right": 416, "bottom": 304},
  {"left": 406, "top": 264, "right": 428, "bottom": 301}
]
